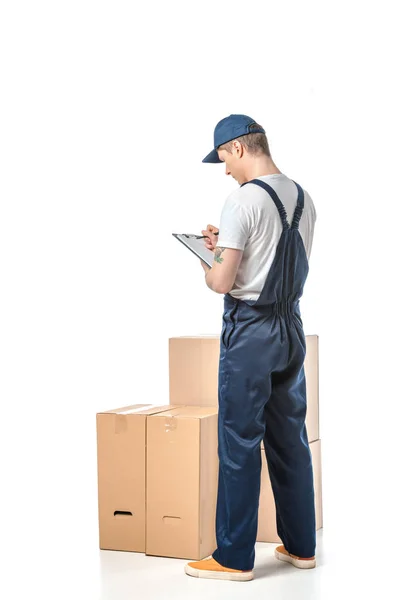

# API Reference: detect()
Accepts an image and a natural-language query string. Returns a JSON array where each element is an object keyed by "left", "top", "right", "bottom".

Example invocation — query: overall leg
[
  {"left": 212, "top": 305, "right": 276, "bottom": 571},
  {"left": 212, "top": 369, "right": 269, "bottom": 570},
  {"left": 263, "top": 336, "right": 316, "bottom": 558}
]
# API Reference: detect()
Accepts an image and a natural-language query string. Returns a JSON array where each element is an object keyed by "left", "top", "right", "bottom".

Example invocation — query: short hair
[{"left": 218, "top": 123, "right": 271, "bottom": 157}]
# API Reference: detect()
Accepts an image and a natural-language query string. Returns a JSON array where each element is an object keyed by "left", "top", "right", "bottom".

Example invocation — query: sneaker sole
[
  {"left": 274, "top": 549, "right": 316, "bottom": 569},
  {"left": 184, "top": 564, "right": 254, "bottom": 581}
]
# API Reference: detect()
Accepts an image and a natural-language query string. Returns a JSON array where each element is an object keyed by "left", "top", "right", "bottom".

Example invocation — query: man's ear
[{"left": 232, "top": 140, "right": 243, "bottom": 158}]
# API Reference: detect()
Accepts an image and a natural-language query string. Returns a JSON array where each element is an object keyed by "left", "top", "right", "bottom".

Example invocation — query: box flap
[
  {"left": 169, "top": 336, "right": 220, "bottom": 339},
  {"left": 97, "top": 404, "right": 176, "bottom": 416}
]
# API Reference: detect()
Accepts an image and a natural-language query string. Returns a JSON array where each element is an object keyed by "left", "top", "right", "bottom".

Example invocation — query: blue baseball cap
[{"left": 202, "top": 114, "right": 266, "bottom": 163}]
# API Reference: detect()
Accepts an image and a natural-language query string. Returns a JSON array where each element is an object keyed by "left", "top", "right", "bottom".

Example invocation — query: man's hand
[{"left": 201, "top": 224, "right": 219, "bottom": 251}]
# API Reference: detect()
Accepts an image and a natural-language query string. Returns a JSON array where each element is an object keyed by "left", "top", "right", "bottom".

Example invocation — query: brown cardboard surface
[
  {"left": 257, "top": 439, "right": 322, "bottom": 543},
  {"left": 168, "top": 337, "right": 220, "bottom": 407},
  {"left": 169, "top": 334, "right": 319, "bottom": 442},
  {"left": 199, "top": 414, "right": 219, "bottom": 558},
  {"left": 96, "top": 404, "right": 175, "bottom": 552},
  {"left": 146, "top": 406, "right": 218, "bottom": 560},
  {"left": 303, "top": 335, "right": 320, "bottom": 443}
]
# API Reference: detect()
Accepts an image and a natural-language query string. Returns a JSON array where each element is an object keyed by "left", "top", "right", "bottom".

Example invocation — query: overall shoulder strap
[
  {"left": 291, "top": 181, "right": 305, "bottom": 230},
  {"left": 242, "top": 179, "right": 305, "bottom": 230},
  {"left": 241, "top": 179, "right": 290, "bottom": 230}
]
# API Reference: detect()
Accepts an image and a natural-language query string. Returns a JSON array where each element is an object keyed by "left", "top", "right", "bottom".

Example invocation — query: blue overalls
[{"left": 212, "top": 178, "right": 316, "bottom": 571}]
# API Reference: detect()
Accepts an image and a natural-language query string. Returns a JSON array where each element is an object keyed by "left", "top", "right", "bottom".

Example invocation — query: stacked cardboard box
[
  {"left": 96, "top": 334, "right": 322, "bottom": 559},
  {"left": 146, "top": 406, "right": 218, "bottom": 559},
  {"left": 96, "top": 403, "right": 218, "bottom": 560},
  {"left": 96, "top": 404, "right": 173, "bottom": 553}
]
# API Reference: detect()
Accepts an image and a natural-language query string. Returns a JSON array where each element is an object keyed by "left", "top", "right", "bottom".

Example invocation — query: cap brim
[{"left": 202, "top": 149, "right": 222, "bottom": 163}]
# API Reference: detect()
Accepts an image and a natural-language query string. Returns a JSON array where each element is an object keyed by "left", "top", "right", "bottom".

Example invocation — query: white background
[{"left": 1, "top": 1, "right": 399, "bottom": 598}]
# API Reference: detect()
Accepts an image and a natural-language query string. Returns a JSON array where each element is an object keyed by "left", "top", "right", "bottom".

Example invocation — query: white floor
[
  {"left": 98, "top": 536, "right": 327, "bottom": 600},
  {"left": 4, "top": 417, "right": 399, "bottom": 600},
  {"left": 93, "top": 528, "right": 380, "bottom": 600},
  {"left": 4, "top": 409, "right": 399, "bottom": 600},
  {"left": 6, "top": 518, "right": 390, "bottom": 600},
  {"left": 4, "top": 446, "right": 399, "bottom": 600},
  {"left": 62, "top": 524, "right": 389, "bottom": 600}
]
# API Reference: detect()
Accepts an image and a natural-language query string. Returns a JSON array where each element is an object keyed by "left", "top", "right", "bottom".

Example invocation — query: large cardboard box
[
  {"left": 96, "top": 404, "right": 176, "bottom": 553},
  {"left": 257, "top": 439, "right": 323, "bottom": 543},
  {"left": 169, "top": 334, "right": 320, "bottom": 442},
  {"left": 146, "top": 406, "right": 218, "bottom": 560}
]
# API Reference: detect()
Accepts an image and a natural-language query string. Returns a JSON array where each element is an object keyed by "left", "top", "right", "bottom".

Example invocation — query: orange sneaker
[
  {"left": 184, "top": 556, "right": 254, "bottom": 581},
  {"left": 274, "top": 545, "right": 316, "bottom": 569}
]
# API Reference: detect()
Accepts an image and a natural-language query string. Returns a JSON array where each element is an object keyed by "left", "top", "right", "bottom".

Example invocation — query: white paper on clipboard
[{"left": 172, "top": 233, "right": 215, "bottom": 268}]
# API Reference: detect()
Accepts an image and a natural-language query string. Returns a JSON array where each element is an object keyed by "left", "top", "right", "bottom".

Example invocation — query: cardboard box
[
  {"left": 257, "top": 439, "right": 323, "bottom": 543},
  {"left": 96, "top": 404, "right": 176, "bottom": 552},
  {"left": 169, "top": 334, "right": 320, "bottom": 442},
  {"left": 146, "top": 406, "right": 218, "bottom": 560}
]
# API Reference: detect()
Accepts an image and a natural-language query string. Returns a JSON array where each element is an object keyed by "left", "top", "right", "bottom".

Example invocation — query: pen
[{"left": 196, "top": 232, "right": 219, "bottom": 239}]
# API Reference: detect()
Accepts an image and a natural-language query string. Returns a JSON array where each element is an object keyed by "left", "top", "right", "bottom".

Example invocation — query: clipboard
[{"left": 172, "top": 233, "right": 215, "bottom": 268}]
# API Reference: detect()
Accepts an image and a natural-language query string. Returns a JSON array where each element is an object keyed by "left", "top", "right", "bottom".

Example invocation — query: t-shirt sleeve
[
  {"left": 217, "top": 196, "right": 252, "bottom": 251},
  {"left": 311, "top": 196, "right": 317, "bottom": 221}
]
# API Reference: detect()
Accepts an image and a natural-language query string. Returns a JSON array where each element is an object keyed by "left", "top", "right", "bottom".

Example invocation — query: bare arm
[{"left": 201, "top": 246, "right": 243, "bottom": 294}]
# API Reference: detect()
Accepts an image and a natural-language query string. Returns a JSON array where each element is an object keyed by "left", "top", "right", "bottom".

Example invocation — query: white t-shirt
[{"left": 217, "top": 173, "right": 317, "bottom": 301}]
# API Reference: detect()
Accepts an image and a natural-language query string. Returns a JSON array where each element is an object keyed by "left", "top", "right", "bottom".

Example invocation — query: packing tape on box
[
  {"left": 114, "top": 414, "right": 128, "bottom": 434},
  {"left": 164, "top": 416, "right": 177, "bottom": 433},
  {"left": 116, "top": 404, "right": 160, "bottom": 415}
]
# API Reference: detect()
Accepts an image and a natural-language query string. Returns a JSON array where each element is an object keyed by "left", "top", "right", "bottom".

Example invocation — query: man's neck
[{"left": 244, "top": 158, "right": 282, "bottom": 182}]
